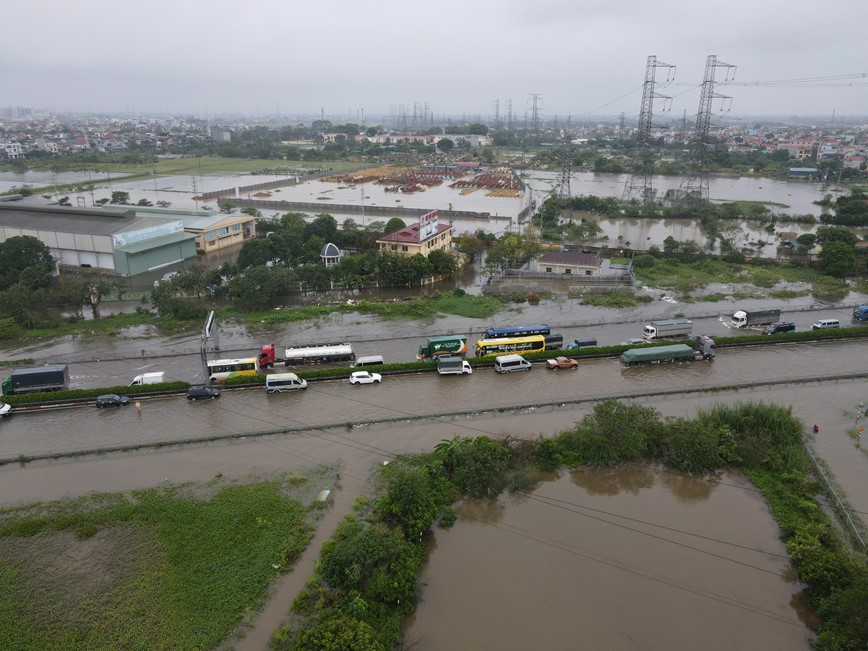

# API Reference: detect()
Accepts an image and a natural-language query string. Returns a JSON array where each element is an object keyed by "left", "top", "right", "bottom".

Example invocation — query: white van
[
  {"left": 129, "top": 372, "right": 165, "bottom": 386},
  {"left": 494, "top": 354, "right": 533, "bottom": 374},
  {"left": 811, "top": 319, "right": 840, "bottom": 330},
  {"left": 265, "top": 373, "right": 308, "bottom": 393},
  {"left": 351, "top": 355, "right": 385, "bottom": 368}
]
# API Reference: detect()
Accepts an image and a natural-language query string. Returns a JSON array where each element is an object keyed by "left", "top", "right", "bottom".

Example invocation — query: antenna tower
[
  {"left": 622, "top": 55, "right": 675, "bottom": 204},
  {"left": 678, "top": 55, "right": 736, "bottom": 205}
]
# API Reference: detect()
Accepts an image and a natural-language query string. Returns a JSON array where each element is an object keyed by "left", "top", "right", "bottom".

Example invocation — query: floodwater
[
  {"left": 0, "top": 381, "right": 862, "bottom": 649},
  {"left": 405, "top": 469, "right": 813, "bottom": 650},
  {"left": 3, "top": 340, "right": 868, "bottom": 523},
  {"left": 0, "top": 170, "right": 99, "bottom": 192}
]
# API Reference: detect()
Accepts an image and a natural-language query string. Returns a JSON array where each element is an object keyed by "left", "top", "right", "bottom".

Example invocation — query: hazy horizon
[{"left": 3, "top": 0, "right": 867, "bottom": 122}]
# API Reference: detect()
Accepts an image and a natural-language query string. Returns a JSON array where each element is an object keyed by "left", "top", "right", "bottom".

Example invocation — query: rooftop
[
  {"left": 377, "top": 222, "right": 452, "bottom": 245},
  {"left": 538, "top": 251, "right": 601, "bottom": 267}
]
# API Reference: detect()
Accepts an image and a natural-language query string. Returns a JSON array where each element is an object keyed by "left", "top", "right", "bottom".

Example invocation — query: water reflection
[
  {"left": 454, "top": 497, "right": 506, "bottom": 526},
  {"left": 657, "top": 466, "right": 718, "bottom": 503},
  {"left": 570, "top": 464, "right": 656, "bottom": 496}
]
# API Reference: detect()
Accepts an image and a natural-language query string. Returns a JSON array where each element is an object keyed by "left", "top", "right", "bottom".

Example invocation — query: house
[
  {"left": 376, "top": 211, "right": 453, "bottom": 258},
  {"left": 535, "top": 251, "right": 601, "bottom": 276}
]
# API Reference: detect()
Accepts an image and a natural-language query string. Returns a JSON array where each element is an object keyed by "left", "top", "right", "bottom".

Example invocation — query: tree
[
  {"left": 467, "top": 123, "right": 489, "bottom": 136},
  {"left": 292, "top": 616, "right": 385, "bottom": 651},
  {"left": 156, "top": 200, "right": 172, "bottom": 208},
  {"left": 57, "top": 196, "right": 71, "bottom": 206},
  {"left": 383, "top": 218, "right": 406, "bottom": 235},
  {"left": 0, "top": 235, "right": 54, "bottom": 291},
  {"left": 94, "top": 198, "right": 109, "bottom": 206},
  {"left": 820, "top": 240, "right": 856, "bottom": 278},
  {"left": 816, "top": 226, "right": 857, "bottom": 247},
  {"left": 796, "top": 233, "right": 817, "bottom": 250},
  {"left": 236, "top": 238, "right": 276, "bottom": 270},
  {"left": 227, "top": 265, "right": 292, "bottom": 310},
  {"left": 109, "top": 191, "right": 130, "bottom": 205},
  {"left": 304, "top": 213, "right": 338, "bottom": 242},
  {"left": 365, "top": 126, "right": 379, "bottom": 137},
  {"left": 240, "top": 206, "right": 261, "bottom": 218},
  {"left": 427, "top": 249, "right": 457, "bottom": 278},
  {"left": 136, "top": 198, "right": 153, "bottom": 207},
  {"left": 279, "top": 212, "right": 307, "bottom": 237},
  {"left": 218, "top": 200, "right": 234, "bottom": 214},
  {"left": 437, "top": 138, "right": 455, "bottom": 153}
]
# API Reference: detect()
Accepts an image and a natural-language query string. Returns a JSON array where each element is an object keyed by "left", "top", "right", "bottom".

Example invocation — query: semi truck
[
  {"left": 620, "top": 336, "right": 716, "bottom": 367},
  {"left": 436, "top": 357, "right": 473, "bottom": 375},
  {"left": 642, "top": 318, "right": 693, "bottom": 340},
  {"left": 418, "top": 335, "right": 468, "bottom": 360},
  {"left": 259, "top": 342, "right": 355, "bottom": 367},
  {"left": 2, "top": 364, "right": 69, "bottom": 395},
  {"left": 731, "top": 308, "right": 781, "bottom": 328}
]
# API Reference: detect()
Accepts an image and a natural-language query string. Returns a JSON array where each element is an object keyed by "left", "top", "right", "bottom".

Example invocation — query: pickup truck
[{"left": 545, "top": 356, "right": 578, "bottom": 370}]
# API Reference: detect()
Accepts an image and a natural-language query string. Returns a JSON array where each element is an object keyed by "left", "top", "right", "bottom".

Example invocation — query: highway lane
[
  {"left": 53, "top": 306, "right": 862, "bottom": 388},
  {"left": 3, "top": 338, "right": 866, "bottom": 460}
]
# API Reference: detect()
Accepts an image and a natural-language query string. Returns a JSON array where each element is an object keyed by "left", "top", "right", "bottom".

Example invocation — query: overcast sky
[{"left": 4, "top": 0, "right": 867, "bottom": 121}]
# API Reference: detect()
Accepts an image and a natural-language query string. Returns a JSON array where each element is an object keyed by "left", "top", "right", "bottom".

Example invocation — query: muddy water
[{"left": 405, "top": 469, "right": 813, "bottom": 650}]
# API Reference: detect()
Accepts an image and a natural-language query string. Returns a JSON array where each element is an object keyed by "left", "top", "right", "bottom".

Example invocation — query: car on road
[
  {"left": 620, "top": 338, "right": 647, "bottom": 346},
  {"left": 545, "top": 356, "right": 579, "bottom": 370},
  {"left": 0, "top": 401, "right": 11, "bottom": 417},
  {"left": 95, "top": 393, "right": 131, "bottom": 408},
  {"left": 349, "top": 371, "right": 382, "bottom": 385},
  {"left": 187, "top": 385, "right": 221, "bottom": 400}
]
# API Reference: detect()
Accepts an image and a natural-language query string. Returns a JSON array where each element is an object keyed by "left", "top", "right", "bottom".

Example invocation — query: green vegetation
[
  {"left": 0, "top": 475, "right": 329, "bottom": 651},
  {"left": 280, "top": 401, "right": 868, "bottom": 649}
]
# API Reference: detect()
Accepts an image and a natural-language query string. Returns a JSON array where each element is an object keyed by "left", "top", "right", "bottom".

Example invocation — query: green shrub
[{"left": 1, "top": 381, "right": 190, "bottom": 405}]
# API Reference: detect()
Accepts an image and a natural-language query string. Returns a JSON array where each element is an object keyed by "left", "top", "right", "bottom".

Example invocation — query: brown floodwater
[{"left": 405, "top": 468, "right": 814, "bottom": 651}]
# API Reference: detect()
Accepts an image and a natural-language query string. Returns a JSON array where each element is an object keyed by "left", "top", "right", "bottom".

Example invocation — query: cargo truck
[
  {"left": 566, "top": 338, "right": 598, "bottom": 350},
  {"left": 129, "top": 371, "right": 165, "bottom": 386},
  {"left": 437, "top": 357, "right": 473, "bottom": 375},
  {"left": 418, "top": 335, "right": 468, "bottom": 360},
  {"left": 642, "top": 318, "right": 693, "bottom": 340},
  {"left": 2, "top": 364, "right": 69, "bottom": 395},
  {"left": 731, "top": 308, "right": 781, "bottom": 328},
  {"left": 259, "top": 342, "right": 355, "bottom": 367},
  {"left": 620, "top": 336, "right": 716, "bottom": 367},
  {"left": 853, "top": 305, "right": 868, "bottom": 322}
]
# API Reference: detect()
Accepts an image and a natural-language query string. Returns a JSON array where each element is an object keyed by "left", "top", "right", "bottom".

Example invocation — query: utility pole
[
  {"left": 622, "top": 55, "right": 675, "bottom": 204},
  {"left": 678, "top": 55, "right": 736, "bottom": 205}
]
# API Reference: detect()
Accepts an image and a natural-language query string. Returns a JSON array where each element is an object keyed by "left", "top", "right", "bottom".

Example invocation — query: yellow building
[
  {"left": 377, "top": 212, "right": 453, "bottom": 258},
  {"left": 182, "top": 214, "right": 256, "bottom": 252}
]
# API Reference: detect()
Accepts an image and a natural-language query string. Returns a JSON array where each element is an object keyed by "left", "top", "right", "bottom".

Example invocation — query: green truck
[
  {"left": 620, "top": 336, "right": 716, "bottom": 367},
  {"left": 418, "top": 335, "right": 468, "bottom": 360}
]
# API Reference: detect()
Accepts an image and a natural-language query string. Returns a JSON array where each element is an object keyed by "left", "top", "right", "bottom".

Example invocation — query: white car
[
  {"left": 349, "top": 371, "right": 382, "bottom": 385},
  {"left": 0, "top": 401, "right": 10, "bottom": 417}
]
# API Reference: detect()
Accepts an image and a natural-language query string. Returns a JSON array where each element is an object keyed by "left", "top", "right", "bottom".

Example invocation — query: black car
[
  {"left": 762, "top": 322, "right": 796, "bottom": 335},
  {"left": 187, "top": 385, "right": 221, "bottom": 401},
  {"left": 95, "top": 393, "right": 131, "bottom": 408}
]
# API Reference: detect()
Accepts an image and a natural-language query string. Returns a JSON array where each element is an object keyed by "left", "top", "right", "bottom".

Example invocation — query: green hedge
[{"left": 2, "top": 381, "right": 190, "bottom": 405}]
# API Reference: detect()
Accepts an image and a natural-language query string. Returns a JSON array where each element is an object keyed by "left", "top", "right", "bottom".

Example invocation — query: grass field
[{"left": 0, "top": 472, "right": 333, "bottom": 651}]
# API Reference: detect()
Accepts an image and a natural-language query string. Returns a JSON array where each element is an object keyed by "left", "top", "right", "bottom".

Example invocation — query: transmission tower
[
  {"left": 506, "top": 99, "right": 513, "bottom": 131},
  {"left": 622, "top": 55, "right": 675, "bottom": 204},
  {"left": 493, "top": 99, "right": 500, "bottom": 129},
  {"left": 678, "top": 55, "right": 736, "bottom": 205},
  {"left": 529, "top": 94, "right": 542, "bottom": 135},
  {"left": 558, "top": 137, "right": 573, "bottom": 224}
]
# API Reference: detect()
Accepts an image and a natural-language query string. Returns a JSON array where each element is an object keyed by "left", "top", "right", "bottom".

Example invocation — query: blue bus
[{"left": 484, "top": 323, "right": 550, "bottom": 339}]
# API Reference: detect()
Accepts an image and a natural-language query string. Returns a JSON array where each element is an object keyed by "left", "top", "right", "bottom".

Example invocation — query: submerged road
[
  {"left": 2, "top": 338, "right": 866, "bottom": 460},
  {"left": 28, "top": 306, "right": 863, "bottom": 389}
]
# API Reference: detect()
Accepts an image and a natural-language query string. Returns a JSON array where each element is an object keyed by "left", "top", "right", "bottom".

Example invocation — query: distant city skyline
[{"left": 3, "top": 0, "right": 867, "bottom": 120}]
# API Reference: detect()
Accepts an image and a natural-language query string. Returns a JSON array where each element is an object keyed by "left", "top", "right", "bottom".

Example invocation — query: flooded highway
[
  {"left": 405, "top": 469, "right": 813, "bottom": 650},
  {"left": 6, "top": 305, "right": 862, "bottom": 388},
  {"left": 4, "top": 339, "right": 868, "bottom": 460}
]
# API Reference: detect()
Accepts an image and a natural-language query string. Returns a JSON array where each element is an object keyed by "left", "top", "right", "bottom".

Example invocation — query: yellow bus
[
  {"left": 207, "top": 357, "right": 259, "bottom": 382},
  {"left": 474, "top": 335, "right": 546, "bottom": 357}
]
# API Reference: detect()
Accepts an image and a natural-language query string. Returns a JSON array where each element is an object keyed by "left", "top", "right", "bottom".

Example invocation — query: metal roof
[
  {"left": 538, "top": 251, "right": 600, "bottom": 267},
  {"left": 113, "top": 230, "right": 197, "bottom": 254},
  {"left": 0, "top": 204, "right": 138, "bottom": 236}
]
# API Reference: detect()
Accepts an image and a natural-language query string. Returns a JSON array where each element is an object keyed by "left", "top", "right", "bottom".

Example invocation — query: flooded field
[{"left": 405, "top": 469, "right": 813, "bottom": 650}]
